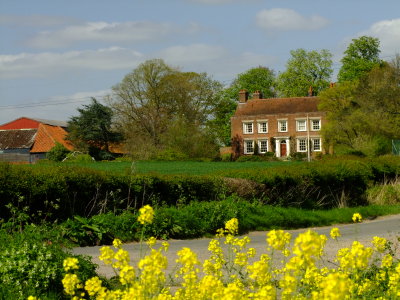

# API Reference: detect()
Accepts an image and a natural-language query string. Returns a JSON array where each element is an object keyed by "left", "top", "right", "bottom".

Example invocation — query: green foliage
[
  {"left": 46, "top": 142, "right": 70, "bottom": 162},
  {"left": 276, "top": 48, "right": 333, "bottom": 97},
  {"left": 338, "top": 36, "right": 381, "bottom": 82},
  {"left": 320, "top": 59, "right": 400, "bottom": 153},
  {"left": 111, "top": 59, "right": 223, "bottom": 159},
  {"left": 67, "top": 97, "right": 122, "bottom": 158},
  {"left": 0, "top": 236, "right": 97, "bottom": 299},
  {"left": 220, "top": 153, "right": 232, "bottom": 162},
  {"left": 224, "top": 66, "right": 276, "bottom": 99},
  {"left": 64, "top": 152, "right": 94, "bottom": 162},
  {"left": 154, "top": 148, "right": 189, "bottom": 161}
]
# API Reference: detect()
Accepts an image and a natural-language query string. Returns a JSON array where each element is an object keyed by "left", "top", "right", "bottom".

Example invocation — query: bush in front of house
[{"left": 46, "top": 142, "right": 71, "bottom": 162}]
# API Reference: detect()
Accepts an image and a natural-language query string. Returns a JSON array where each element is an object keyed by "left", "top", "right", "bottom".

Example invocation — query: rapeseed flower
[
  {"left": 352, "top": 212, "right": 362, "bottom": 223},
  {"left": 63, "top": 257, "right": 79, "bottom": 272},
  {"left": 372, "top": 236, "right": 387, "bottom": 253},
  {"left": 330, "top": 227, "right": 341, "bottom": 240},
  {"left": 138, "top": 204, "right": 154, "bottom": 225},
  {"left": 225, "top": 218, "right": 239, "bottom": 235}
]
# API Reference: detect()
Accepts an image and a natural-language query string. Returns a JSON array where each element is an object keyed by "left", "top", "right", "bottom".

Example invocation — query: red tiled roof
[
  {"left": 234, "top": 97, "right": 321, "bottom": 117},
  {"left": 0, "top": 117, "right": 41, "bottom": 130},
  {"left": 0, "top": 117, "right": 68, "bottom": 130},
  {"left": 0, "top": 129, "right": 37, "bottom": 149},
  {"left": 30, "top": 124, "right": 73, "bottom": 153}
]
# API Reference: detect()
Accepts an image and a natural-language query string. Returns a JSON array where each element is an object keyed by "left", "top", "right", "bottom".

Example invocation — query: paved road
[{"left": 73, "top": 214, "right": 400, "bottom": 278}]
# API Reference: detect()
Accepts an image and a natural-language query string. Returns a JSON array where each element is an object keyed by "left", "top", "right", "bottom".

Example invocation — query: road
[{"left": 73, "top": 214, "right": 400, "bottom": 279}]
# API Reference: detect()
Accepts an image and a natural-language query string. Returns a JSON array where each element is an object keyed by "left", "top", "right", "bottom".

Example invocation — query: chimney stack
[
  {"left": 253, "top": 90, "right": 262, "bottom": 100},
  {"left": 239, "top": 89, "right": 249, "bottom": 103}
]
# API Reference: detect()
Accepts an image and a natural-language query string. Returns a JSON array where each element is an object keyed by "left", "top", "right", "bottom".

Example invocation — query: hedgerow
[{"left": 0, "top": 156, "right": 399, "bottom": 223}]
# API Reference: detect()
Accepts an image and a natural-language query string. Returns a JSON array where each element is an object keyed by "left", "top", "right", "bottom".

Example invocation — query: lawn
[{"left": 31, "top": 160, "right": 297, "bottom": 176}]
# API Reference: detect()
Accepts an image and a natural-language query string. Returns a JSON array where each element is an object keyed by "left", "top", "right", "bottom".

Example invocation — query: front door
[{"left": 280, "top": 140, "right": 287, "bottom": 157}]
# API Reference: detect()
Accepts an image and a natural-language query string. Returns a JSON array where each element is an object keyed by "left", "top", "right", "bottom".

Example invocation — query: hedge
[{"left": 0, "top": 156, "right": 399, "bottom": 223}]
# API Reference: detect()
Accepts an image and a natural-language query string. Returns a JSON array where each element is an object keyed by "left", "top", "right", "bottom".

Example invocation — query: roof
[
  {"left": 234, "top": 97, "right": 321, "bottom": 117},
  {"left": 32, "top": 118, "right": 68, "bottom": 128},
  {"left": 0, "top": 129, "right": 37, "bottom": 149},
  {"left": 0, "top": 117, "right": 68, "bottom": 130},
  {"left": 30, "top": 123, "right": 73, "bottom": 153}
]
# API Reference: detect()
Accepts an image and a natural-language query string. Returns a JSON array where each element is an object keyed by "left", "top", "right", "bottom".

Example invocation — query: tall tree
[
  {"left": 67, "top": 98, "right": 122, "bottom": 156},
  {"left": 337, "top": 36, "right": 381, "bottom": 83},
  {"left": 212, "top": 66, "right": 276, "bottom": 146},
  {"left": 110, "top": 59, "right": 223, "bottom": 158},
  {"left": 319, "top": 57, "right": 400, "bottom": 155},
  {"left": 276, "top": 49, "right": 333, "bottom": 97},
  {"left": 225, "top": 66, "right": 276, "bottom": 100}
]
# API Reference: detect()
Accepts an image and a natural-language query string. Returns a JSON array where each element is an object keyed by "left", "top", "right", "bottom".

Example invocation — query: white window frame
[
  {"left": 312, "top": 138, "right": 322, "bottom": 151},
  {"left": 258, "top": 139, "right": 268, "bottom": 154},
  {"left": 310, "top": 119, "right": 321, "bottom": 131},
  {"left": 278, "top": 120, "right": 288, "bottom": 132},
  {"left": 244, "top": 140, "right": 254, "bottom": 154},
  {"left": 243, "top": 121, "right": 254, "bottom": 134},
  {"left": 297, "top": 138, "right": 307, "bottom": 152},
  {"left": 296, "top": 119, "right": 307, "bottom": 132},
  {"left": 257, "top": 121, "right": 268, "bottom": 134}
]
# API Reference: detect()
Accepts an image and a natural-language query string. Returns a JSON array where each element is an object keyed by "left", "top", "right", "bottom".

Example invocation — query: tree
[
  {"left": 225, "top": 66, "right": 276, "bottom": 100},
  {"left": 319, "top": 57, "right": 400, "bottom": 155},
  {"left": 211, "top": 66, "right": 276, "bottom": 146},
  {"left": 338, "top": 36, "right": 381, "bottom": 83},
  {"left": 67, "top": 98, "right": 122, "bottom": 158},
  {"left": 276, "top": 49, "right": 333, "bottom": 97},
  {"left": 110, "top": 59, "right": 223, "bottom": 159}
]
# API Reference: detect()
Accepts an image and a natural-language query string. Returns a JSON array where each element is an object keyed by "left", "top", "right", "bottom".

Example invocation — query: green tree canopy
[
  {"left": 211, "top": 66, "right": 276, "bottom": 146},
  {"left": 337, "top": 36, "right": 381, "bottom": 83},
  {"left": 319, "top": 56, "right": 400, "bottom": 155},
  {"left": 67, "top": 98, "right": 122, "bottom": 158},
  {"left": 276, "top": 49, "right": 333, "bottom": 97},
  {"left": 224, "top": 66, "right": 276, "bottom": 100},
  {"left": 110, "top": 59, "right": 223, "bottom": 159}
]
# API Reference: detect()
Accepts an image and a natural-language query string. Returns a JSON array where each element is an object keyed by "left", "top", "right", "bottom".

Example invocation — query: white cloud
[
  {"left": 26, "top": 21, "right": 200, "bottom": 48},
  {"left": 361, "top": 18, "right": 400, "bottom": 57},
  {"left": 256, "top": 8, "right": 329, "bottom": 32},
  {"left": 0, "top": 47, "right": 143, "bottom": 79}
]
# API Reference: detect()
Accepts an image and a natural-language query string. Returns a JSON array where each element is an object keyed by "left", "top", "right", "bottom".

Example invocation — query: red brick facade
[{"left": 231, "top": 91, "right": 326, "bottom": 158}]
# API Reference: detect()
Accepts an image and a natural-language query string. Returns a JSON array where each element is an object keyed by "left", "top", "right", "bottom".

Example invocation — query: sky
[{"left": 0, "top": 0, "right": 399, "bottom": 125}]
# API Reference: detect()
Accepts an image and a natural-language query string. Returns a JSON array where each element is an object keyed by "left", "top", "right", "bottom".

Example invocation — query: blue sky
[{"left": 0, "top": 0, "right": 399, "bottom": 125}]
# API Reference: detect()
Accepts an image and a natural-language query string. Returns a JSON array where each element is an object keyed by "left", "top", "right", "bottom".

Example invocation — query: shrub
[
  {"left": 0, "top": 237, "right": 97, "bottom": 299},
  {"left": 46, "top": 142, "right": 71, "bottom": 162}
]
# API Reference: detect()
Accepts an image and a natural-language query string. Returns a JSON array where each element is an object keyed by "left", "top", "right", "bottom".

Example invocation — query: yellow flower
[
  {"left": 62, "top": 273, "right": 81, "bottom": 296},
  {"left": 146, "top": 236, "right": 157, "bottom": 248},
  {"left": 381, "top": 254, "right": 393, "bottom": 268},
  {"left": 266, "top": 229, "right": 291, "bottom": 252},
  {"left": 63, "top": 257, "right": 79, "bottom": 272},
  {"left": 330, "top": 227, "right": 341, "bottom": 240},
  {"left": 27, "top": 297, "right": 39, "bottom": 300},
  {"left": 113, "top": 238, "right": 122, "bottom": 248},
  {"left": 84, "top": 276, "right": 104, "bottom": 296},
  {"left": 99, "top": 246, "right": 115, "bottom": 265},
  {"left": 225, "top": 218, "right": 239, "bottom": 235},
  {"left": 372, "top": 236, "right": 387, "bottom": 253},
  {"left": 352, "top": 213, "right": 362, "bottom": 223},
  {"left": 137, "top": 205, "right": 154, "bottom": 225}
]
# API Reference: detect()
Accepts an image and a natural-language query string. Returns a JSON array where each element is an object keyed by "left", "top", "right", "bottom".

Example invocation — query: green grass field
[{"left": 31, "top": 160, "right": 297, "bottom": 175}]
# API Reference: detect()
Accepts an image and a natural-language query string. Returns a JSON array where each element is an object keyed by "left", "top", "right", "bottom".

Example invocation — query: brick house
[
  {"left": 0, "top": 117, "right": 73, "bottom": 163},
  {"left": 231, "top": 90, "right": 326, "bottom": 159}
]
